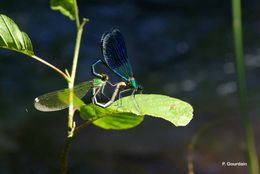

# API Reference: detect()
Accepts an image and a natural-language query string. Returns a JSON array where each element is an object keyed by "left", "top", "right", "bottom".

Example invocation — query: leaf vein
[{"left": 1, "top": 15, "right": 21, "bottom": 50}]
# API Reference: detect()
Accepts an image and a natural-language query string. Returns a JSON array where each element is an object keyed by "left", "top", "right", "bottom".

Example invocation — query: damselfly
[
  {"left": 34, "top": 74, "right": 126, "bottom": 112},
  {"left": 92, "top": 28, "right": 142, "bottom": 101}
]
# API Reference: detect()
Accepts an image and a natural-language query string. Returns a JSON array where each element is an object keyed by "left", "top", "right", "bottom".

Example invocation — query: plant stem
[
  {"left": 74, "top": 0, "right": 80, "bottom": 29},
  {"left": 31, "top": 55, "right": 69, "bottom": 81},
  {"left": 61, "top": 1, "right": 89, "bottom": 172},
  {"left": 67, "top": 19, "right": 88, "bottom": 138},
  {"left": 61, "top": 119, "right": 94, "bottom": 174},
  {"left": 70, "top": 21, "right": 87, "bottom": 88},
  {"left": 231, "top": 1, "right": 259, "bottom": 173},
  {"left": 61, "top": 1, "right": 90, "bottom": 173},
  {"left": 61, "top": 136, "right": 74, "bottom": 174}
]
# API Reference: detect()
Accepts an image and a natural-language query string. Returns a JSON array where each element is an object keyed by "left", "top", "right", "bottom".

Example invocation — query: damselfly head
[
  {"left": 101, "top": 73, "right": 109, "bottom": 81},
  {"left": 128, "top": 77, "right": 137, "bottom": 89},
  {"left": 128, "top": 77, "right": 142, "bottom": 91}
]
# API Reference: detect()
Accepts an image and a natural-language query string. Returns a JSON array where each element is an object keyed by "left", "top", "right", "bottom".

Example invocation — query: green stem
[
  {"left": 67, "top": 19, "right": 88, "bottom": 138},
  {"left": 62, "top": 2, "right": 89, "bottom": 173},
  {"left": 73, "top": 0, "right": 80, "bottom": 29},
  {"left": 70, "top": 20, "right": 87, "bottom": 88},
  {"left": 231, "top": 1, "right": 259, "bottom": 173},
  {"left": 31, "top": 55, "right": 69, "bottom": 81}
]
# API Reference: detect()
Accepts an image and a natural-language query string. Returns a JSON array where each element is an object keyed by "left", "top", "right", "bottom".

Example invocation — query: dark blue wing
[{"left": 101, "top": 28, "right": 133, "bottom": 81}]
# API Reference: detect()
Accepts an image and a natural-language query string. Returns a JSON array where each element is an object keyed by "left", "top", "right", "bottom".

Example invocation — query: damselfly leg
[
  {"left": 92, "top": 81, "right": 126, "bottom": 108},
  {"left": 117, "top": 88, "right": 141, "bottom": 113},
  {"left": 91, "top": 59, "right": 104, "bottom": 79}
]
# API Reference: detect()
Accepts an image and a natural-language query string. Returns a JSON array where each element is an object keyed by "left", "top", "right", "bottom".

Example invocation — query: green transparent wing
[{"left": 34, "top": 81, "right": 92, "bottom": 112}]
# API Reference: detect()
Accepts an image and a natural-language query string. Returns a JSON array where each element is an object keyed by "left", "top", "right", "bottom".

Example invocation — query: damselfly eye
[{"left": 101, "top": 74, "right": 109, "bottom": 81}]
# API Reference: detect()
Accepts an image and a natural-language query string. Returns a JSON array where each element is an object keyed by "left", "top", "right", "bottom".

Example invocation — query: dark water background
[{"left": 0, "top": 0, "right": 259, "bottom": 173}]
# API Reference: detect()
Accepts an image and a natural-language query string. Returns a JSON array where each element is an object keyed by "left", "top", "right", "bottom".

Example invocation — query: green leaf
[
  {"left": 50, "top": 0, "right": 76, "bottom": 20},
  {"left": 93, "top": 114, "right": 144, "bottom": 130},
  {"left": 80, "top": 94, "right": 193, "bottom": 130},
  {"left": 80, "top": 105, "right": 144, "bottom": 130},
  {"left": 112, "top": 94, "right": 193, "bottom": 127},
  {"left": 0, "top": 14, "right": 34, "bottom": 56}
]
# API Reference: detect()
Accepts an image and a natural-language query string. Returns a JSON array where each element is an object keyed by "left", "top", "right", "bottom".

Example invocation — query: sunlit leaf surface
[
  {"left": 80, "top": 94, "right": 193, "bottom": 130},
  {"left": 0, "top": 14, "right": 34, "bottom": 55},
  {"left": 50, "top": 0, "right": 76, "bottom": 20}
]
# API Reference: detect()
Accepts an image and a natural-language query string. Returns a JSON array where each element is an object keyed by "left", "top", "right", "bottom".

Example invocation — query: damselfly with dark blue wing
[
  {"left": 92, "top": 28, "right": 142, "bottom": 92},
  {"left": 101, "top": 29, "right": 133, "bottom": 81},
  {"left": 91, "top": 28, "right": 142, "bottom": 111}
]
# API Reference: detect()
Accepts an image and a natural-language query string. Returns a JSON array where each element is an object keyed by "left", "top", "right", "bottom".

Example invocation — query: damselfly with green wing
[{"left": 34, "top": 74, "right": 126, "bottom": 112}]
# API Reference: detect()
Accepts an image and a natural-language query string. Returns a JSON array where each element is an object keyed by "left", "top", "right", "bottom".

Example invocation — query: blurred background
[{"left": 0, "top": 0, "right": 259, "bottom": 173}]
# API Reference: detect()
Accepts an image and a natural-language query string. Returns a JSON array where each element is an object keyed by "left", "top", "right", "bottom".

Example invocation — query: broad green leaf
[
  {"left": 93, "top": 114, "right": 144, "bottom": 130},
  {"left": 80, "top": 105, "right": 144, "bottom": 130},
  {"left": 50, "top": 0, "right": 76, "bottom": 20},
  {"left": 0, "top": 14, "right": 34, "bottom": 56},
  {"left": 112, "top": 94, "right": 193, "bottom": 126},
  {"left": 80, "top": 94, "right": 193, "bottom": 129}
]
